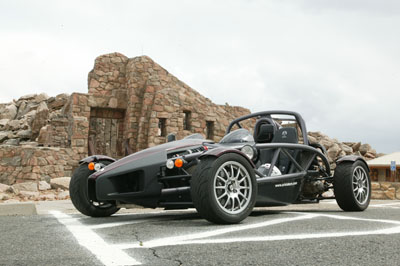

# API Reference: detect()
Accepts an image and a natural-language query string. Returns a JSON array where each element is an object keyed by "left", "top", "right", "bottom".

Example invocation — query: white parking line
[
  {"left": 51, "top": 211, "right": 141, "bottom": 266},
  {"left": 89, "top": 219, "right": 153, "bottom": 230},
  {"left": 114, "top": 213, "right": 318, "bottom": 249},
  {"left": 164, "top": 225, "right": 400, "bottom": 246},
  {"left": 113, "top": 212, "right": 400, "bottom": 249}
]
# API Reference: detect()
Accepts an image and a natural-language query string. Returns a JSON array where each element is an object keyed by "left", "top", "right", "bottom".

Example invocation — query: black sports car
[{"left": 70, "top": 110, "right": 371, "bottom": 224}]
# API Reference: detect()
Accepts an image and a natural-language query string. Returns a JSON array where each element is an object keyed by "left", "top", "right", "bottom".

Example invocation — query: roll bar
[{"left": 226, "top": 110, "right": 309, "bottom": 145}]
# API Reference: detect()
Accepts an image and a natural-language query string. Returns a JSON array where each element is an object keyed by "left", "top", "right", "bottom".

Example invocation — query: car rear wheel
[
  {"left": 69, "top": 160, "right": 119, "bottom": 217},
  {"left": 191, "top": 153, "right": 257, "bottom": 224},
  {"left": 334, "top": 160, "right": 371, "bottom": 211}
]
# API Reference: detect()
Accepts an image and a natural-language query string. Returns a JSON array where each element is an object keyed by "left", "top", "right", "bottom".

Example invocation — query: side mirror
[{"left": 167, "top": 133, "right": 176, "bottom": 142}]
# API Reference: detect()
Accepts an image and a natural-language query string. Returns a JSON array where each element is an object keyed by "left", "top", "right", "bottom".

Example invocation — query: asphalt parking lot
[{"left": 1, "top": 200, "right": 400, "bottom": 266}]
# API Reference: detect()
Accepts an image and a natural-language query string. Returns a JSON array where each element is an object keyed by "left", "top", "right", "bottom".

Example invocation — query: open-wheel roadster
[{"left": 70, "top": 110, "right": 371, "bottom": 224}]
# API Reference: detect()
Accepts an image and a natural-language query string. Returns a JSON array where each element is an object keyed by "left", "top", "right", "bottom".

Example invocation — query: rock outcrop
[
  {"left": 308, "top": 131, "right": 380, "bottom": 169},
  {"left": 0, "top": 93, "right": 70, "bottom": 146}
]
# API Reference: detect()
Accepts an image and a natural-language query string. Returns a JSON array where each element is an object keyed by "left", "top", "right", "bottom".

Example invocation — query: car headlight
[{"left": 241, "top": 145, "right": 254, "bottom": 160}]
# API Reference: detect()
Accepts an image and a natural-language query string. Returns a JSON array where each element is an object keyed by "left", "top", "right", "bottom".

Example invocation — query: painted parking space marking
[
  {"left": 114, "top": 213, "right": 318, "bottom": 249},
  {"left": 52, "top": 204, "right": 400, "bottom": 265},
  {"left": 88, "top": 219, "right": 155, "bottom": 230},
  {"left": 113, "top": 212, "right": 400, "bottom": 249},
  {"left": 51, "top": 211, "right": 141, "bottom": 266}
]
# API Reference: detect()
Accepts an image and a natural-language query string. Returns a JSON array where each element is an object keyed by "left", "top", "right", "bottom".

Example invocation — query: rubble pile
[
  {"left": 0, "top": 177, "right": 71, "bottom": 203},
  {"left": 0, "top": 93, "right": 70, "bottom": 146},
  {"left": 308, "top": 131, "right": 382, "bottom": 169}
]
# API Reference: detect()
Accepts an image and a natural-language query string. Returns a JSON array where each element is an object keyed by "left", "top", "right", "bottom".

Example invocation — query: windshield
[{"left": 219, "top": 129, "right": 254, "bottom": 144}]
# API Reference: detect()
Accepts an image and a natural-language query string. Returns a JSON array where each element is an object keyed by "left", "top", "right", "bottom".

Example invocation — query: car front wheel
[
  {"left": 69, "top": 160, "right": 119, "bottom": 217},
  {"left": 191, "top": 153, "right": 257, "bottom": 224}
]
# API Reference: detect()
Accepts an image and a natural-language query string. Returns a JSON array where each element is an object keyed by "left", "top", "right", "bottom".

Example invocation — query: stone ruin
[{"left": 0, "top": 52, "right": 382, "bottom": 202}]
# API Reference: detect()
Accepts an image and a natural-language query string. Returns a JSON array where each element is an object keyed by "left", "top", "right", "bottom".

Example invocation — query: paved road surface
[{"left": 1, "top": 200, "right": 400, "bottom": 266}]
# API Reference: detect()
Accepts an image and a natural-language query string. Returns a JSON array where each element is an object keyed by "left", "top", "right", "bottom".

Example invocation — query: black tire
[
  {"left": 191, "top": 153, "right": 257, "bottom": 224},
  {"left": 334, "top": 160, "right": 371, "bottom": 211},
  {"left": 69, "top": 160, "right": 119, "bottom": 217}
]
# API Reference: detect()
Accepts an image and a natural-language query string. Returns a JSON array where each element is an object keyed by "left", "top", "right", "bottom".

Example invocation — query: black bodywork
[{"left": 82, "top": 110, "right": 368, "bottom": 209}]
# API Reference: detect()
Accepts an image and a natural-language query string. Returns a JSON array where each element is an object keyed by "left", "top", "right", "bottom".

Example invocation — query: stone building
[
  {"left": 0, "top": 52, "right": 250, "bottom": 186},
  {"left": 73, "top": 52, "right": 251, "bottom": 158}
]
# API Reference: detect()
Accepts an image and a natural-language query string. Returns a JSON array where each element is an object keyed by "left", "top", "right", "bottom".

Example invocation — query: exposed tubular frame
[{"left": 254, "top": 143, "right": 332, "bottom": 185}]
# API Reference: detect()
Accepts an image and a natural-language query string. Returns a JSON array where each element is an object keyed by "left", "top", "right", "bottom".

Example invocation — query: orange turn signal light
[
  {"left": 174, "top": 158, "right": 183, "bottom": 168},
  {"left": 88, "top": 162, "right": 95, "bottom": 171}
]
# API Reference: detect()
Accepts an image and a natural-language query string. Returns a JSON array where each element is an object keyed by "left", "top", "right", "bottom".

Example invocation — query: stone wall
[
  {"left": 371, "top": 182, "right": 400, "bottom": 200},
  {"left": 0, "top": 145, "right": 78, "bottom": 186}
]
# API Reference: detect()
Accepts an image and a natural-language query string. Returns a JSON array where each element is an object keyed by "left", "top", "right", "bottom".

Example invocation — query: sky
[{"left": 1, "top": 0, "right": 399, "bottom": 153}]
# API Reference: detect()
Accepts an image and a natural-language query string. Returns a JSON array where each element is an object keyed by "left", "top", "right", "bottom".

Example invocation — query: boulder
[
  {"left": 17, "top": 129, "right": 32, "bottom": 139},
  {"left": 34, "top": 93, "right": 49, "bottom": 103},
  {"left": 320, "top": 138, "right": 334, "bottom": 149},
  {"left": 31, "top": 101, "right": 49, "bottom": 139},
  {"left": 0, "top": 193, "right": 9, "bottom": 201},
  {"left": 38, "top": 181, "right": 51, "bottom": 191},
  {"left": 18, "top": 94, "right": 36, "bottom": 101},
  {"left": 39, "top": 193, "right": 56, "bottom": 201},
  {"left": 57, "top": 191, "right": 70, "bottom": 200},
  {"left": 340, "top": 144, "right": 353, "bottom": 155},
  {"left": 359, "top": 143, "right": 372, "bottom": 156},
  {"left": 327, "top": 143, "right": 340, "bottom": 160},
  {"left": 0, "top": 119, "right": 9, "bottom": 129},
  {"left": 19, "top": 191, "right": 40, "bottom": 200},
  {"left": 307, "top": 135, "right": 317, "bottom": 144},
  {"left": 48, "top": 93, "right": 69, "bottom": 110},
  {"left": 1, "top": 104, "right": 17, "bottom": 120},
  {"left": 50, "top": 177, "right": 71, "bottom": 190},
  {"left": 364, "top": 152, "right": 376, "bottom": 160},
  {"left": 0, "top": 131, "right": 9, "bottom": 143},
  {"left": 6, "top": 120, "right": 21, "bottom": 131},
  {"left": 4, "top": 139, "right": 20, "bottom": 146},
  {"left": 352, "top": 142, "right": 361, "bottom": 152},
  {"left": 12, "top": 182, "right": 38, "bottom": 193},
  {"left": 0, "top": 183, "right": 11, "bottom": 193}
]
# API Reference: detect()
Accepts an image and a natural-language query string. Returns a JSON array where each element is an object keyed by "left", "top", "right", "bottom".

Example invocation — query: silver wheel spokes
[
  {"left": 214, "top": 161, "right": 252, "bottom": 215},
  {"left": 352, "top": 166, "right": 369, "bottom": 205}
]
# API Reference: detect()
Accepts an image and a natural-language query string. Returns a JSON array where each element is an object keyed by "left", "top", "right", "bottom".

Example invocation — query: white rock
[
  {"left": 340, "top": 144, "right": 353, "bottom": 155},
  {"left": 0, "top": 193, "right": 10, "bottom": 200},
  {"left": 0, "top": 119, "right": 9, "bottom": 128},
  {"left": 0, "top": 183, "right": 11, "bottom": 193},
  {"left": 57, "top": 191, "right": 70, "bottom": 200},
  {"left": 38, "top": 181, "right": 51, "bottom": 191},
  {"left": 12, "top": 182, "right": 38, "bottom": 193},
  {"left": 50, "top": 177, "right": 71, "bottom": 190},
  {"left": 39, "top": 193, "right": 56, "bottom": 201},
  {"left": 1, "top": 104, "right": 17, "bottom": 120},
  {"left": 19, "top": 191, "right": 40, "bottom": 199}
]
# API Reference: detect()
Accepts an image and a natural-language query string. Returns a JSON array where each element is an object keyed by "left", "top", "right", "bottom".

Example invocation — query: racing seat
[
  {"left": 271, "top": 127, "right": 298, "bottom": 174},
  {"left": 254, "top": 123, "right": 275, "bottom": 143},
  {"left": 253, "top": 119, "right": 276, "bottom": 165}
]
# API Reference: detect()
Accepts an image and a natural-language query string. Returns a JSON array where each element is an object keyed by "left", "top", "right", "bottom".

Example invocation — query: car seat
[
  {"left": 253, "top": 118, "right": 277, "bottom": 165},
  {"left": 271, "top": 127, "right": 298, "bottom": 174}
]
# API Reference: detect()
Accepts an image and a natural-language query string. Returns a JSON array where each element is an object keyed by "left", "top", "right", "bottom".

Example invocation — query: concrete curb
[{"left": 0, "top": 202, "right": 37, "bottom": 216}]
